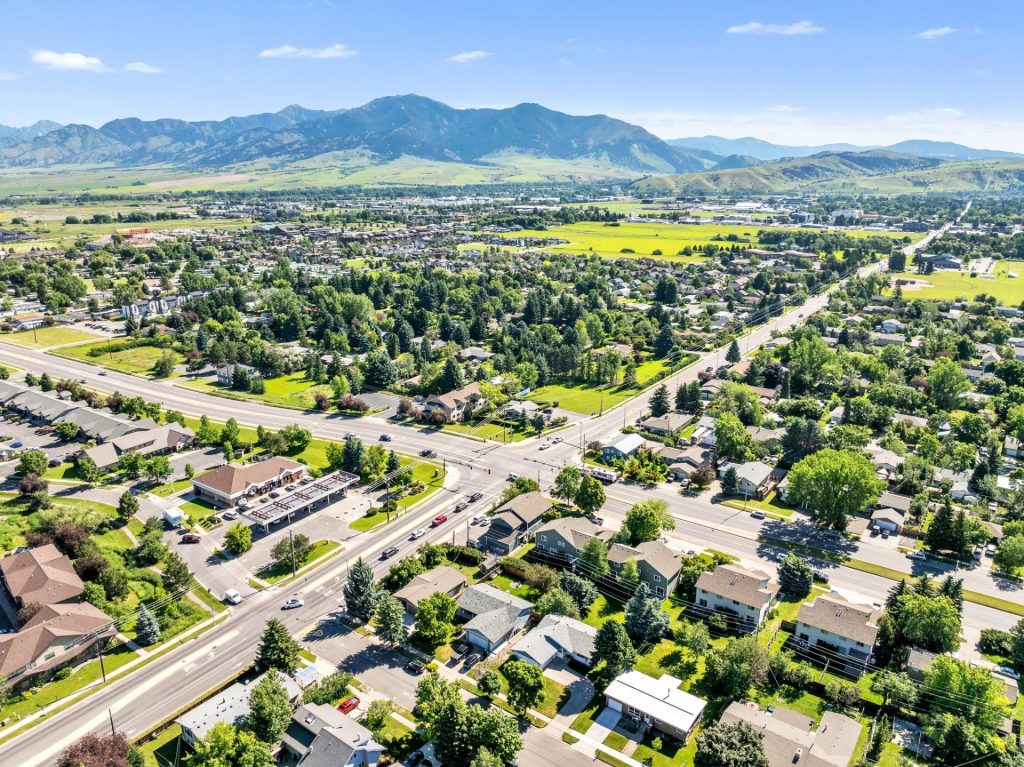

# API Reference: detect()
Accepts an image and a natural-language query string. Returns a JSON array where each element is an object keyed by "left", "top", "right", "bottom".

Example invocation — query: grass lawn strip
[{"left": 257, "top": 540, "right": 341, "bottom": 584}]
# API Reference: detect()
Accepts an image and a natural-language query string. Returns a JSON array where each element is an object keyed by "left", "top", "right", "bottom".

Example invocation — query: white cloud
[
  {"left": 915, "top": 26, "right": 957, "bottom": 40},
  {"left": 448, "top": 50, "right": 492, "bottom": 64},
  {"left": 726, "top": 20, "right": 823, "bottom": 36},
  {"left": 884, "top": 107, "right": 964, "bottom": 124},
  {"left": 0, "top": 72, "right": 18, "bottom": 81},
  {"left": 762, "top": 104, "right": 803, "bottom": 113},
  {"left": 124, "top": 61, "right": 164, "bottom": 74},
  {"left": 31, "top": 50, "right": 110, "bottom": 72},
  {"left": 259, "top": 43, "right": 358, "bottom": 59}
]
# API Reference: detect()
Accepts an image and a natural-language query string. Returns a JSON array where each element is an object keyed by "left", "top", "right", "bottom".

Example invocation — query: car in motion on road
[
  {"left": 750, "top": 510, "right": 766, "bottom": 520},
  {"left": 410, "top": 528, "right": 426, "bottom": 540},
  {"left": 405, "top": 659, "right": 426, "bottom": 675},
  {"left": 380, "top": 434, "right": 392, "bottom": 442},
  {"left": 337, "top": 696, "right": 360, "bottom": 714},
  {"left": 468, "top": 492, "right": 483, "bottom": 502},
  {"left": 538, "top": 442, "right": 550, "bottom": 450},
  {"left": 282, "top": 597, "right": 305, "bottom": 610},
  {"left": 907, "top": 550, "right": 927, "bottom": 561},
  {"left": 419, "top": 448, "right": 437, "bottom": 458},
  {"left": 432, "top": 514, "right": 448, "bottom": 527},
  {"left": 381, "top": 545, "right": 401, "bottom": 559},
  {"left": 454, "top": 501, "right": 468, "bottom": 512},
  {"left": 180, "top": 533, "right": 201, "bottom": 544}
]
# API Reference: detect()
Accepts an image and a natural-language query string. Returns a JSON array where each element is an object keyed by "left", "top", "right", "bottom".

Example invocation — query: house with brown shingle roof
[
  {"left": 695, "top": 564, "right": 779, "bottom": 628},
  {"left": 0, "top": 546, "right": 114, "bottom": 690},
  {"left": 192, "top": 456, "right": 305, "bottom": 507},
  {"left": 720, "top": 702, "right": 862, "bottom": 767},
  {"left": 608, "top": 540, "right": 681, "bottom": 598},
  {"left": 394, "top": 566, "right": 468, "bottom": 614},
  {"left": 533, "top": 517, "right": 613, "bottom": 562},
  {"left": 795, "top": 595, "right": 880, "bottom": 673},
  {"left": 471, "top": 491, "right": 550, "bottom": 554},
  {"left": 423, "top": 382, "right": 486, "bottom": 422}
]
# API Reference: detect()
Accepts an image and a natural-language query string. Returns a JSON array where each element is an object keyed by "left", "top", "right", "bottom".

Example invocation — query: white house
[{"left": 604, "top": 670, "right": 706, "bottom": 740}]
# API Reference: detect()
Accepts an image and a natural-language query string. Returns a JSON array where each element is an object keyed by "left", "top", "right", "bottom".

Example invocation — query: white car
[
  {"left": 907, "top": 551, "right": 927, "bottom": 561},
  {"left": 282, "top": 598, "right": 304, "bottom": 610},
  {"left": 410, "top": 528, "right": 426, "bottom": 540},
  {"left": 471, "top": 515, "right": 486, "bottom": 525},
  {"left": 538, "top": 442, "right": 551, "bottom": 451},
  {"left": 995, "top": 665, "right": 1020, "bottom": 680},
  {"left": 507, "top": 473, "right": 520, "bottom": 481},
  {"left": 551, "top": 436, "right": 563, "bottom": 444}
]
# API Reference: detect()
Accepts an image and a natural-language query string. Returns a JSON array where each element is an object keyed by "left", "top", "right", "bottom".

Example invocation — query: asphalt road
[{"left": 0, "top": 211, "right": 969, "bottom": 765}]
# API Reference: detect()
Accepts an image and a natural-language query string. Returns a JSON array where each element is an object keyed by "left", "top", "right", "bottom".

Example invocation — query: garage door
[{"left": 607, "top": 698, "right": 622, "bottom": 712}]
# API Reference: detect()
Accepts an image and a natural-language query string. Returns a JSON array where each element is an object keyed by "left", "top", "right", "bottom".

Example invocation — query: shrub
[{"left": 53, "top": 667, "right": 72, "bottom": 681}]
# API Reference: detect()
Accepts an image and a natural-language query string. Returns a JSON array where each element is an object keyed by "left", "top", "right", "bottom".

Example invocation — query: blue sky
[{"left": 2, "top": 0, "right": 1022, "bottom": 150}]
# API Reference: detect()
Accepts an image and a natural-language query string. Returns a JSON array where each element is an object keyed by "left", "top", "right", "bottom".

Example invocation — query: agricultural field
[
  {"left": 52, "top": 339, "right": 181, "bottom": 377},
  {"left": 0, "top": 325, "right": 102, "bottom": 349},
  {"left": 179, "top": 372, "right": 333, "bottom": 411},
  {"left": 892, "top": 260, "right": 1024, "bottom": 303},
  {"left": 497, "top": 221, "right": 920, "bottom": 261}
]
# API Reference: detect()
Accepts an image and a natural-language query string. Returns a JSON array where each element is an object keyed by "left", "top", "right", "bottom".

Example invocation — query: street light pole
[{"left": 289, "top": 529, "right": 296, "bottom": 579}]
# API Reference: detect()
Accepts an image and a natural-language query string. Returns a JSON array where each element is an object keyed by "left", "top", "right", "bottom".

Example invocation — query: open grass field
[
  {"left": 179, "top": 372, "right": 333, "bottom": 410},
  {"left": 258, "top": 539, "right": 340, "bottom": 583},
  {"left": 52, "top": 339, "right": 181, "bottom": 377},
  {"left": 892, "top": 260, "right": 1024, "bottom": 304},
  {"left": 499, "top": 221, "right": 920, "bottom": 262},
  {"left": 528, "top": 358, "right": 672, "bottom": 414},
  {"left": 0, "top": 326, "right": 102, "bottom": 349}
]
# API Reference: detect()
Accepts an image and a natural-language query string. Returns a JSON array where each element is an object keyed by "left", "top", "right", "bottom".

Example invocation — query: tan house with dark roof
[
  {"left": 795, "top": 596, "right": 880, "bottom": 673},
  {"left": 695, "top": 564, "right": 779, "bottom": 628},
  {"left": 0, "top": 544, "right": 83, "bottom": 606},
  {"left": 608, "top": 540, "right": 681, "bottom": 597},
  {"left": 192, "top": 456, "right": 305, "bottom": 507}
]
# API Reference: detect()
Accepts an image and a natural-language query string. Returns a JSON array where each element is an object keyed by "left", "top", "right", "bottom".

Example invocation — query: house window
[
  {"left": 557, "top": 540, "right": 564, "bottom": 547},
  {"left": 654, "top": 574, "right": 661, "bottom": 582},
  {"left": 698, "top": 598, "right": 707, "bottom": 607},
  {"left": 655, "top": 586, "right": 664, "bottom": 596}
]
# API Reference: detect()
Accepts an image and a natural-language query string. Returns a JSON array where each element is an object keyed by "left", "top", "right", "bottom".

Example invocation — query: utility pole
[
  {"left": 108, "top": 708, "right": 116, "bottom": 737},
  {"left": 97, "top": 642, "right": 107, "bottom": 684},
  {"left": 289, "top": 529, "right": 296, "bottom": 579}
]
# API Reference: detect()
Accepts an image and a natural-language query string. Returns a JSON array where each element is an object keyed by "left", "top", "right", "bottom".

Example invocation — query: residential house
[
  {"left": 0, "top": 544, "right": 115, "bottom": 690},
  {"left": 1005, "top": 435, "right": 1023, "bottom": 458},
  {"left": 215, "top": 363, "right": 260, "bottom": 386},
  {"left": 455, "top": 584, "right": 532, "bottom": 653},
  {"left": 720, "top": 702, "right": 862, "bottom": 767},
  {"left": 663, "top": 446, "right": 712, "bottom": 480},
  {"left": 472, "top": 491, "right": 551, "bottom": 554},
  {"left": 691, "top": 415, "right": 717, "bottom": 448},
  {"left": 512, "top": 614, "right": 598, "bottom": 670},
  {"left": 601, "top": 432, "right": 647, "bottom": 461},
  {"left": 745, "top": 425, "right": 786, "bottom": 449},
  {"left": 394, "top": 566, "right": 468, "bottom": 614},
  {"left": 604, "top": 670, "right": 706, "bottom": 740},
  {"left": 639, "top": 414, "right": 691, "bottom": 437},
  {"left": 695, "top": 564, "right": 779, "bottom": 629},
  {"left": 608, "top": 540, "right": 681, "bottom": 597},
  {"left": 503, "top": 400, "right": 540, "bottom": 422},
  {"left": 191, "top": 456, "right": 305, "bottom": 507},
  {"left": 717, "top": 461, "right": 777, "bottom": 500},
  {"left": 81, "top": 423, "right": 196, "bottom": 471},
  {"left": 281, "top": 703, "right": 384, "bottom": 767},
  {"left": 177, "top": 671, "right": 302, "bottom": 748},
  {"left": 533, "top": 517, "right": 614, "bottom": 563},
  {"left": 458, "top": 346, "right": 495, "bottom": 363},
  {"left": 423, "top": 382, "right": 486, "bottom": 423},
  {"left": 870, "top": 507, "right": 906, "bottom": 535},
  {"left": 795, "top": 596, "right": 880, "bottom": 673},
  {"left": 880, "top": 318, "right": 905, "bottom": 333}
]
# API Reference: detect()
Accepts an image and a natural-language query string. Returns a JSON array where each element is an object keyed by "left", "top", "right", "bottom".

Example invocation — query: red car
[
  {"left": 337, "top": 697, "right": 360, "bottom": 714},
  {"left": 432, "top": 514, "right": 448, "bottom": 527},
  {"left": 181, "top": 533, "right": 201, "bottom": 544}
]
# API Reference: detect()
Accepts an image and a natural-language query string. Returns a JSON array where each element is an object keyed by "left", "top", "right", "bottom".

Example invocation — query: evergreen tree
[
  {"left": 117, "top": 491, "right": 138, "bottom": 523},
  {"left": 925, "top": 496, "right": 956, "bottom": 553},
  {"left": 255, "top": 619, "right": 300, "bottom": 673},
  {"left": 342, "top": 435, "right": 364, "bottom": 473},
  {"left": 726, "top": 340, "right": 741, "bottom": 364},
  {"left": 624, "top": 582, "right": 670, "bottom": 642},
  {"left": 721, "top": 467, "right": 739, "bottom": 496},
  {"left": 778, "top": 554, "right": 813, "bottom": 598},
  {"left": 374, "top": 593, "right": 407, "bottom": 645},
  {"left": 161, "top": 551, "right": 192, "bottom": 593},
  {"left": 343, "top": 558, "right": 378, "bottom": 622},
  {"left": 559, "top": 571, "right": 599, "bottom": 612},
  {"left": 940, "top": 576, "right": 964, "bottom": 615},
  {"left": 439, "top": 357, "right": 464, "bottom": 392},
  {"left": 135, "top": 604, "right": 161, "bottom": 646},
  {"left": 593, "top": 620, "right": 636, "bottom": 677},
  {"left": 650, "top": 385, "right": 670, "bottom": 417}
]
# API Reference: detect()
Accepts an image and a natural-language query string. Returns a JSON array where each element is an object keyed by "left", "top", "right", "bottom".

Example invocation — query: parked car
[
  {"left": 408, "top": 751, "right": 425, "bottom": 767},
  {"left": 985, "top": 544, "right": 997, "bottom": 557},
  {"left": 222, "top": 510, "right": 237, "bottom": 520},
  {"left": 9, "top": 441, "right": 21, "bottom": 448},
  {"left": 224, "top": 589, "right": 243, "bottom": 604},
  {"left": 471, "top": 515, "right": 486, "bottom": 525},
  {"left": 432, "top": 515, "right": 448, "bottom": 527},
  {"left": 405, "top": 660, "right": 426, "bottom": 676},
  {"left": 995, "top": 666, "right": 1020, "bottom": 680},
  {"left": 506, "top": 473, "right": 520, "bottom": 481},
  {"left": 452, "top": 642, "right": 470, "bottom": 659},
  {"left": 337, "top": 697, "right": 360, "bottom": 714},
  {"left": 282, "top": 598, "right": 305, "bottom": 610},
  {"left": 464, "top": 653, "right": 482, "bottom": 669},
  {"left": 269, "top": 491, "right": 281, "bottom": 499},
  {"left": 181, "top": 533, "right": 201, "bottom": 544},
  {"left": 468, "top": 492, "right": 483, "bottom": 502},
  {"left": 812, "top": 569, "right": 829, "bottom": 583},
  {"left": 380, "top": 434, "right": 393, "bottom": 442},
  {"left": 381, "top": 546, "right": 400, "bottom": 560},
  {"left": 907, "top": 551, "right": 927, "bottom": 561},
  {"left": 410, "top": 528, "right": 426, "bottom": 540}
]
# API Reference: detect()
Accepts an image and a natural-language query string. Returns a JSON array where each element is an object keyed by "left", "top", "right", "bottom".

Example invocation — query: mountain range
[{"left": 1, "top": 96, "right": 1023, "bottom": 192}]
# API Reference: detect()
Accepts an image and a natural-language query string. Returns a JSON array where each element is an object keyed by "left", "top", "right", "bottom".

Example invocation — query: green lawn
[
  {"left": 177, "top": 497, "right": 219, "bottom": 525},
  {"left": 528, "top": 359, "right": 673, "bottom": 414},
  {"left": 1, "top": 326, "right": 100, "bottom": 349},
  {"left": 179, "top": 372, "right": 334, "bottom": 411},
  {"left": 721, "top": 490, "right": 795, "bottom": 519},
  {"left": 137, "top": 724, "right": 182, "bottom": 767},
  {"left": 0, "top": 493, "right": 118, "bottom": 555},
  {"left": 632, "top": 732, "right": 691, "bottom": 767},
  {"left": 257, "top": 540, "right": 340, "bottom": 583},
  {"left": 892, "top": 261, "right": 1024, "bottom": 304},
  {"left": 52, "top": 339, "right": 181, "bottom": 377},
  {"left": 499, "top": 221, "right": 916, "bottom": 262},
  {"left": 42, "top": 462, "right": 82, "bottom": 481},
  {"left": 150, "top": 478, "right": 193, "bottom": 497},
  {"left": 0, "top": 643, "right": 138, "bottom": 722},
  {"left": 603, "top": 731, "right": 630, "bottom": 751}
]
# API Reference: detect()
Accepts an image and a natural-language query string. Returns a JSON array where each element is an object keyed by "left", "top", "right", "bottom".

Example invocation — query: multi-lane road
[{"left": 0, "top": 212, "right": 974, "bottom": 765}]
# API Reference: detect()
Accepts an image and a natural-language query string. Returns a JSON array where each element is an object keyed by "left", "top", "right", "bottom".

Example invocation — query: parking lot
[{"left": 0, "top": 415, "right": 82, "bottom": 469}]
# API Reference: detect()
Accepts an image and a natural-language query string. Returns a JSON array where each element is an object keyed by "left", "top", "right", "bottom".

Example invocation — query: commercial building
[{"left": 191, "top": 456, "right": 306, "bottom": 508}]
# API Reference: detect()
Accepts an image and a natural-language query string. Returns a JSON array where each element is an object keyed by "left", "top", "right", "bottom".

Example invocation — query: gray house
[
  {"left": 512, "top": 614, "right": 598, "bottom": 669},
  {"left": 472, "top": 492, "right": 551, "bottom": 554},
  {"left": 533, "top": 517, "right": 614, "bottom": 562},
  {"left": 608, "top": 540, "right": 681, "bottom": 597},
  {"left": 456, "top": 584, "right": 532, "bottom": 654}
]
